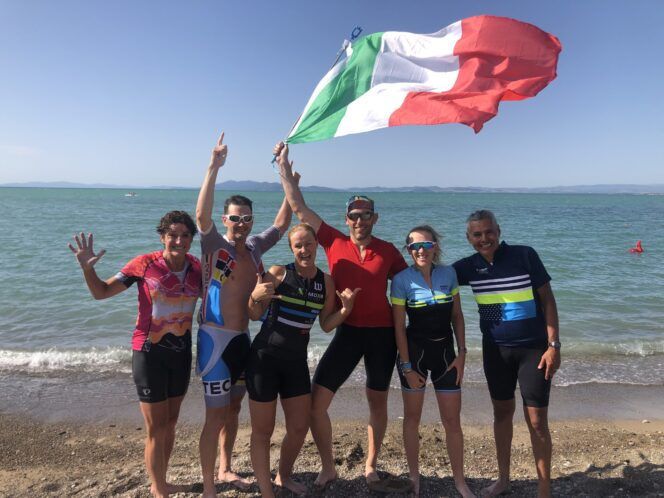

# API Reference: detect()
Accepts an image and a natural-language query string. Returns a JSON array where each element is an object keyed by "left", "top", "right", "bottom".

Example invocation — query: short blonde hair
[
  {"left": 287, "top": 223, "right": 317, "bottom": 250},
  {"left": 405, "top": 225, "right": 442, "bottom": 264}
]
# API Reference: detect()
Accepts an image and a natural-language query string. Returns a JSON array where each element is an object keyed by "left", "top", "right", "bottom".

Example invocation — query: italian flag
[{"left": 287, "top": 15, "right": 561, "bottom": 144}]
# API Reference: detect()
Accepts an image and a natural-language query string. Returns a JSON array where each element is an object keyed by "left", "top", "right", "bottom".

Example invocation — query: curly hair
[{"left": 156, "top": 210, "right": 197, "bottom": 236}]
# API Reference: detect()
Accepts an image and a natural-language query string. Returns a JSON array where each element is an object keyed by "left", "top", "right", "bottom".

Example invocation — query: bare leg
[
  {"left": 482, "top": 398, "right": 515, "bottom": 497},
  {"left": 365, "top": 387, "right": 389, "bottom": 481},
  {"left": 310, "top": 384, "right": 337, "bottom": 486},
  {"left": 139, "top": 400, "right": 171, "bottom": 498},
  {"left": 402, "top": 390, "right": 424, "bottom": 495},
  {"left": 163, "top": 396, "right": 186, "bottom": 493},
  {"left": 523, "top": 406, "right": 552, "bottom": 498},
  {"left": 249, "top": 398, "right": 277, "bottom": 498},
  {"left": 436, "top": 392, "right": 475, "bottom": 498},
  {"left": 199, "top": 405, "right": 227, "bottom": 498},
  {"left": 217, "top": 393, "right": 251, "bottom": 490},
  {"left": 275, "top": 394, "right": 311, "bottom": 495}
]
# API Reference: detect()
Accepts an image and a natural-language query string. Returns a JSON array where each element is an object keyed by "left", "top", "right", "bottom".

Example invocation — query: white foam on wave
[
  {"left": 0, "top": 348, "right": 131, "bottom": 373},
  {"left": 564, "top": 340, "right": 664, "bottom": 357},
  {"left": 609, "top": 341, "right": 664, "bottom": 356},
  {"left": 554, "top": 378, "right": 657, "bottom": 387}
]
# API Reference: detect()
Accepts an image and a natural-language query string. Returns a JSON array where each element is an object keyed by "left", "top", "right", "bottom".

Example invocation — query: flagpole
[{"left": 270, "top": 26, "right": 363, "bottom": 165}]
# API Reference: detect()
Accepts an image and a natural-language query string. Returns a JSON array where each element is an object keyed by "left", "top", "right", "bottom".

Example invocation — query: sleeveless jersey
[{"left": 253, "top": 264, "right": 326, "bottom": 359}]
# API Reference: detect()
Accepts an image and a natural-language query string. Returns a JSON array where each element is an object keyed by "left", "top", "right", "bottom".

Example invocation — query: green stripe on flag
[{"left": 288, "top": 33, "right": 384, "bottom": 144}]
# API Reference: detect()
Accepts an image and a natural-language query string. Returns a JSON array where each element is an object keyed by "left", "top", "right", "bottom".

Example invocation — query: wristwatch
[{"left": 548, "top": 340, "right": 562, "bottom": 350}]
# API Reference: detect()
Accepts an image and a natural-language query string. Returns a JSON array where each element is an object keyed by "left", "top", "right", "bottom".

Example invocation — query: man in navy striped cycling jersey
[{"left": 453, "top": 210, "right": 560, "bottom": 498}]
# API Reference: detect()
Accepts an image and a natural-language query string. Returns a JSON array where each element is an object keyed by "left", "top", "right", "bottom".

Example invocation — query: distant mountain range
[{"left": 2, "top": 180, "right": 664, "bottom": 194}]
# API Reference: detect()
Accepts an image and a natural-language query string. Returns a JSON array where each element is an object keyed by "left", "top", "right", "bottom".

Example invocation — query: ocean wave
[
  {"left": 0, "top": 348, "right": 131, "bottom": 373},
  {"left": 552, "top": 378, "right": 659, "bottom": 387},
  {"left": 559, "top": 340, "right": 664, "bottom": 357}
]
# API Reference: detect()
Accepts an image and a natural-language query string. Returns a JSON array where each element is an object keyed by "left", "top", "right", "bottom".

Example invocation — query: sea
[{"left": 1, "top": 187, "right": 663, "bottom": 417}]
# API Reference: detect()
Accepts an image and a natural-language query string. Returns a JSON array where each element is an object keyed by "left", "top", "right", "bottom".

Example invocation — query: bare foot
[
  {"left": 314, "top": 469, "right": 338, "bottom": 488},
  {"left": 275, "top": 474, "right": 307, "bottom": 495},
  {"left": 218, "top": 470, "right": 252, "bottom": 491},
  {"left": 455, "top": 479, "right": 477, "bottom": 498},
  {"left": 149, "top": 484, "right": 169, "bottom": 498},
  {"left": 481, "top": 478, "right": 509, "bottom": 497},
  {"left": 536, "top": 481, "right": 552, "bottom": 498},
  {"left": 409, "top": 477, "right": 420, "bottom": 496},
  {"left": 365, "top": 468, "right": 380, "bottom": 484}
]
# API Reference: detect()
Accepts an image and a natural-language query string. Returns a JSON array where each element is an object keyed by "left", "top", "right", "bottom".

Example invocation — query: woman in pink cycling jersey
[{"left": 69, "top": 210, "right": 202, "bottom": 498}]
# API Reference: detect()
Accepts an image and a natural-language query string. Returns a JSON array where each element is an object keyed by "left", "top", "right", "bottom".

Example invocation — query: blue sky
[{"left": 1, "top": 1, "right": 663, "bottom": 188}]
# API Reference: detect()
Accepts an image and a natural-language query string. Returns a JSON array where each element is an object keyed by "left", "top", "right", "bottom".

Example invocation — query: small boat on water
[{"left": 124, "top": 191, "right": 137, "bottom": 197}]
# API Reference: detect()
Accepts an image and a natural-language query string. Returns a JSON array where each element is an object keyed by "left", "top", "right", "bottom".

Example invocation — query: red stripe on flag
[{"left": 388, "top": 15, "right": 562, "bottom": 133}]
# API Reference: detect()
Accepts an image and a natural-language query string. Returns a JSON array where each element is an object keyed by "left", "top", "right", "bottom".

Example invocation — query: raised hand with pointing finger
[{"left": 210, "top": 132, "right": 228, "bottom": 170}]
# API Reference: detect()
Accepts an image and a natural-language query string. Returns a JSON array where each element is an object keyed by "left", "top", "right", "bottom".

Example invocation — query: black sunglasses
[{"left": 347, "top": 211, "right": 373, "bottom": 222}]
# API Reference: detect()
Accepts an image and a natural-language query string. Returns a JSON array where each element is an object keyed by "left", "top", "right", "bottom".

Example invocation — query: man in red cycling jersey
[{"left": 273, "top": 142, "right": 407, "bottom": 492}]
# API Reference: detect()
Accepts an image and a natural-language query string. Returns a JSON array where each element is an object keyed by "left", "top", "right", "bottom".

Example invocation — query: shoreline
[
  {"left": 2, "top": 369, "right": 663, "bottom": 425},
  {"left": 1, "top": 413, "right": 662, "bottom": 497},
  {"left": 3, "top": 375, "right": 663, "bottom": 496}
]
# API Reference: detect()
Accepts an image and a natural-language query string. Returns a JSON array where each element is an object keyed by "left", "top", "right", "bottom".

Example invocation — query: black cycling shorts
[
  {"left": 245, "top": 346, "right": 311, "bottom": 402},
  {"left": 482, "top": 338, "right": 551, "bottom": 408},
  {"left": 313, "top": 324, "right": 397, "bottom": 393},
  {"left": 397, "top": 336, "right": 460, "bottom": 392},
  {"left": 132, "top": 342, "right": 192, "bottom": 403}
]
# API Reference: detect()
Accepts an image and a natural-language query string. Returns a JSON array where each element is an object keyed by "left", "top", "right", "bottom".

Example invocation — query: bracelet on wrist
[
  {"left": 400, "top": 361, "right": 412, "bottom": 373},
  {"left": 458, "top": 347, "right": 468, "bottom": 355}
]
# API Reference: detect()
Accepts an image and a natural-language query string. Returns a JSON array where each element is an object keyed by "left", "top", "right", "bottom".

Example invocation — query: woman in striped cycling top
[
  {"left": 391, "top": 225, "right": 475, "bottom": 497},
  {"left": 245, "top": 223, "right": 360, "bottom": 498}
]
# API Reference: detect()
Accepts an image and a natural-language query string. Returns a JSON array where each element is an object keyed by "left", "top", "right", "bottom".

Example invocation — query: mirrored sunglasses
[
  {"left": 407, "top": 241, "right": 436, "bottom": 251},
  {"left": 347, "top": 211, "right": 373, "bottom": 222},
  {"left": 226, "top": 214, "right": 254, "bottom": 223}
]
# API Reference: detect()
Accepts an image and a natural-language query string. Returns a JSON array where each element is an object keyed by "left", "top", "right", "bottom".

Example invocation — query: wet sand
[{"left": 1, "top": 382, "right": 664, "bottom": 497}]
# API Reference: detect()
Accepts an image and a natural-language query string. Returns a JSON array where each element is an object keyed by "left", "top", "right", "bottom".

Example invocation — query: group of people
[{"left": 69, "top": 133, "right": 561, "bottom": 498}]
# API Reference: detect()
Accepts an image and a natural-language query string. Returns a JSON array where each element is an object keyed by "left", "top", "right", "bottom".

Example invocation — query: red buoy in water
[{"left": 629, "top": 240, "right": 644, "bottom": 253}]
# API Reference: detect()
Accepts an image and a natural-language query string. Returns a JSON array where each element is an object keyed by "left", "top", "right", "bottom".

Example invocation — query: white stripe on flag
[{"left": 335, "top": 22, "right": 462, "bottom": 137}]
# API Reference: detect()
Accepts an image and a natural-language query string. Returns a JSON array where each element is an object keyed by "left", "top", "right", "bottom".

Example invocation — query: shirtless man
[
  {"left": 274, "top": 142, "right": 407, "bottom": 492},
  {"left": 196, "top": 133, "right": 293, "bottom": 497}
]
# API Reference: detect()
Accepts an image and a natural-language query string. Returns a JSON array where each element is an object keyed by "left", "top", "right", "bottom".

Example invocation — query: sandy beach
[{"left": 2, "top": 383, "right": 663, "bottom": 497}]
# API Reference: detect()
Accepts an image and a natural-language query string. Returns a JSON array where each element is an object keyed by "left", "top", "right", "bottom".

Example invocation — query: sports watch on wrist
[{"left": 548, "top": 340, "right": 562, "bottom": 350}]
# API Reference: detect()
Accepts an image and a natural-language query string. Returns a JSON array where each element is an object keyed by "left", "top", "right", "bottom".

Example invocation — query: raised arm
[
  {"left": 68, "top": 232, "right": 126, "bottom": 300},
  {"left": 318, "top": 274, "right": 360, "bottom": 332},
  {"left": 273, "top": 142, "right": 323, "bottom": 231},
  {"left": 536, "top": 282, "right": 561, "bottom": 380},
  {"left": 196, "top": 132, "right": 227, "bottom": 233},
  {"left": 272, "top": 172, "right": 300, "bottom": 236}
]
